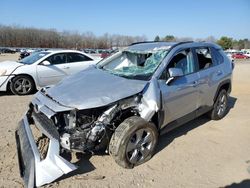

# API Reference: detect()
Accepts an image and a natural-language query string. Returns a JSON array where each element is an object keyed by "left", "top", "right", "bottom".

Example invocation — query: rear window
[
  {"left": 211, "top": 48, "right": 224, "bottom": 65},
  {"left": 195, "top": 48, "right": 213, "bottom": 70},
  {"left": 67, "top": 53, "right": 92, "bottom": 63}
]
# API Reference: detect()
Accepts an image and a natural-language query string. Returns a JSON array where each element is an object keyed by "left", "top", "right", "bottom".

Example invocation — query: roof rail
[
  {"left": 129, "top": 40, "right": 193, "bottom": 46},
  {"left": 129, "top": 41, "right": 160, "bottom": 46}
]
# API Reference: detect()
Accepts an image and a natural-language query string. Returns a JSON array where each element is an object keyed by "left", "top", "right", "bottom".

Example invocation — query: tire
[
  {"left": 109, "top": 116, "right": 158, "bottom": 168},
  {"left": 10, "top": 75, "right": 35, "bottom": 95},
  {"left": 208, "top": 89, "right": 229, "bottom": 120}
]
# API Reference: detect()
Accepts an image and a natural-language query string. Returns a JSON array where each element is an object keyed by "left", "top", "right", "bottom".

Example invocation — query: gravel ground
[{"left": 0, "top": 53, "right": 250, "bottom": 188}]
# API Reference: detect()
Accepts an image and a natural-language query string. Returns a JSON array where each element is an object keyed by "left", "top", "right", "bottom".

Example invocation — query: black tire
[
  {"left": 10, "top": 75, "right": 35, "bottom": 95},
  {"left": 208, "top": 89, "right": 229, "bottom": 120},
  {"left": 109, "top": 116, "right": 158, "bottom": 169}
]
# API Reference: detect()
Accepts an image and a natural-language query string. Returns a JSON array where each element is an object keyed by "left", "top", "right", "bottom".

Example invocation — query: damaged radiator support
[{"left": 60, "top": 104, "right": 119, "bottom": 153}]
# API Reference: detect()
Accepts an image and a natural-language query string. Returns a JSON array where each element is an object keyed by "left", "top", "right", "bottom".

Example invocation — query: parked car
[
  {"left": 15, "top": 41, "right": 233, "bottom": 187},
  {"left": 243, "top": 51, "right": 250, "bottom": 58},
  {"left": 232, "top": 53, "right": 249, "bottom": 59},
  {"left": 19, "top": 51, "right": 31, "bottom": 59},
  {"left": 2, "top": 48, "right": 16, "bottom": 54},
  {"left": 0, "top": 50, "right": 101, "bottom": 95}
]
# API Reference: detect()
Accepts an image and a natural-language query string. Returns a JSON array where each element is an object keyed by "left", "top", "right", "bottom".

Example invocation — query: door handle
[
  {"left": 187, "top": 81, "right": 199, "bottom": 87},
  {"left": 63, "top": 67, "right": 70, "bottom": 69},
  {"left": 217, "top": 70, "right": 223, "bottom": 76}
]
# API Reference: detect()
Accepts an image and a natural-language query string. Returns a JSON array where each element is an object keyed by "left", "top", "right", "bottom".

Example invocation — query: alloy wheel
[
  {"left": 126, "top": 128, "right": 154, "bottom": 164},
  {"left": 216, "top": 93, "right": 227, "bottom": 117},
  {"left": 14, "top": 78, "right": 32, "bottom": 94}
]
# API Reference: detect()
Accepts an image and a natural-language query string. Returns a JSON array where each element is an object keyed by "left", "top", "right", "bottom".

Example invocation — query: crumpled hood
[
  {"left": 0, "top": 61, "right": 23, "bottom": 74},
  {"left": 46, "top": 66, "right": 147, "bottom": 109}
]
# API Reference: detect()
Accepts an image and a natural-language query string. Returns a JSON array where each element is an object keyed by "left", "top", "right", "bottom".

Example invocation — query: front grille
[
  {"left": 32, "top": 111, "right": 59, "bottom": 140},
  {"left": 36, "top": 136, "right": 49, "bottom": 160},
  {"left": 29, "top": 123, "right": 49, "bottom": 160}
]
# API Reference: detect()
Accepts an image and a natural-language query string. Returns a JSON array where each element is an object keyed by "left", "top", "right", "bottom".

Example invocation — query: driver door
[
  {"left": 36, "top": 53, "right": 69, "bottom": 87},
  {"left": 159, "top": 48, "right": 200, "bottom": 128}
]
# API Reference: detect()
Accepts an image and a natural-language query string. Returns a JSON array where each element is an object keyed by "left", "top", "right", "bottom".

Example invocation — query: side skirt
[{"left": 160, "top": 106, "right": 212, "bottom": 135}]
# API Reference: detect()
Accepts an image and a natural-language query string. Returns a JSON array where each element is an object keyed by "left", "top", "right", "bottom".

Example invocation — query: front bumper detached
[{"left": 15, "top": 114, "right": 77, "bottom": 187}]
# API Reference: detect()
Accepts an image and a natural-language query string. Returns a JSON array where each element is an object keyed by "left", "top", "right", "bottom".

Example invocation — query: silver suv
[{"left": 15, "top": 42, "right": 233, "bottom": 187}]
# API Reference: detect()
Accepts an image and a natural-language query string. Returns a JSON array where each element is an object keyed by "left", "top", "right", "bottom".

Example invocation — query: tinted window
[
  {"left": 168, "top": 49, "right": 197, "bottom": 75},
  {"left": 195, "top": 48, "right": 213, "bottom": 70},
  {"left": 211, "top": 48, "right": 224, "bottom": 65},
  {"left": 67, "top": 53, "right": 92, "bottom": 63},
  {"left": 46, "top": 53, "right": 67, "bottom": 65}
]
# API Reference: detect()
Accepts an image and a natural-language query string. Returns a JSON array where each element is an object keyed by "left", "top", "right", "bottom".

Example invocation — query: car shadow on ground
[
  {"left": 0, "top": 91, "right": 13, "bottom": 96},
  {"left": 155, "top": 96, "right": 237, "bottom": 155},
  {"left": 0, "top": 90, "right": 36, "bottom": 96},
  {"left": 221, "top": 179, "right": 250, "bottom": 188},
  {"left": 54, "top": 153, "right": 96, "bottom": 183}
]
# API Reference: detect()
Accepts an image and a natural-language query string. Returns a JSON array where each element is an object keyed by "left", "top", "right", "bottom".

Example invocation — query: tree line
[
  {"left": 1, "top": 25, "right": 249, "bottom": 50},
  {"left": 154, "top": 35, "right": 250, "bottom": 50},
  {"left": 0, "top": 25, "right": 147, "bottom": 49}
]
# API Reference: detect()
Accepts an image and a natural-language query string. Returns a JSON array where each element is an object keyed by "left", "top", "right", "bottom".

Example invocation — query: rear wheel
[
  {"left": 10, "top": 75, "right": 35, "bottom": 95},
  {"left": 208, "top": 89, "right": 229, "bottom": 120},
  {"left": 109, "top": 116, "right": 158, "bottom": 168}
]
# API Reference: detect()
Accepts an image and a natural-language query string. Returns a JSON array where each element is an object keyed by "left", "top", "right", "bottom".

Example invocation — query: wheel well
[
  {"left": 8, "top": 74, "right": 36, "bottom": 91},
  {"left": 220, "top": 82, "right": 231, "bottom": 93},
  {"left": 151, "top": 112, "right": 162, "bottom": 131},
  {"left": 214, "top": 81, "right": 231, "bottom": 102}
]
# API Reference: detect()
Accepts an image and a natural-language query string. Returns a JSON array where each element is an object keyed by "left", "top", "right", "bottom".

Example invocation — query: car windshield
[
  {"left": 19, "top": 52, "right": 51, "bottom": 64},
  {"left": 97, "top": 49, "right": 169, "bottom": 80}
]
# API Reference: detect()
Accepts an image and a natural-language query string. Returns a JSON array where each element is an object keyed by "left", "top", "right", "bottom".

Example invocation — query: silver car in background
[{"left": 15, "top": 41, "right": 233, "bottom": 187}]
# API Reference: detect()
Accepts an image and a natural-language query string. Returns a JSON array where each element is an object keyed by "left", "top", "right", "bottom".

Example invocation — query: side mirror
[
  {"left": 41, "top": 60, "right": 51, "bottom": 66},
  {"left": 166, "top": 68, "right": 184, "bottom": 85}
]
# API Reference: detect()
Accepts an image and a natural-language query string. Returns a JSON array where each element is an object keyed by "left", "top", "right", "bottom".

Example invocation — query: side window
[
  {"left": 160, "top": 49, "right": 197, "bottom": 80},
  {"left": 195, "top": 48, "right": 213, "bottom": 70},
  {"left": 211, "top": 47, "right": 224, "bottom": 65},
  {"left": 67, "top": 53, "right": 93, "bottom": 63},
  {"left": 168, "top": 49, "right": 197, "bottom": 75},
  {"left": 46, "top": 53, "right": 67, "bottom": 65}
]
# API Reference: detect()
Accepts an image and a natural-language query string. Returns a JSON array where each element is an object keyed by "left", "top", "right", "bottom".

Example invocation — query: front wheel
[
  {"left": 109, "top": 116, "right": 158, "bottom": 168},
  {"left": 10, "top": 75, "right": 35, "bottom": 95},
  {"left": 208, "top": 89, "right": 229, "bottom": 120}
]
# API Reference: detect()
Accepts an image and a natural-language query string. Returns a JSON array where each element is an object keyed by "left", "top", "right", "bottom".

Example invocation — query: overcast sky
[{"left": 1, "top": 0, "right": 250, "bottom": 40}]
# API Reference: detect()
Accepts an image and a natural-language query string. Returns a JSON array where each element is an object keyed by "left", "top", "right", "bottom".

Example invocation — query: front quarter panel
[{"left": 11, "top": 64, "right": 40, "bottom": 89}]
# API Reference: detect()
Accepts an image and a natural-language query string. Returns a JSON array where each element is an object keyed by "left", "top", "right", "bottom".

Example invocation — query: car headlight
[{"left": 0, "top": 69, "right": 7, "bottom": 76}]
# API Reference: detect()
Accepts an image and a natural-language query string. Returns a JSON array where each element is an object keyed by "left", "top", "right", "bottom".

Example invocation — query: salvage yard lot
[{"left": 0, "top": 53, "right": 250, "bottom": 188}]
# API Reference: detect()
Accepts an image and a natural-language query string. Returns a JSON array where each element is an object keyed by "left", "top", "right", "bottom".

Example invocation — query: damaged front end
[
  {"left": 15, "top": 91, "right": 148, "bottom": 187},
  {"left": 15, "top": 111, "right": 77, "bottom": 188}
]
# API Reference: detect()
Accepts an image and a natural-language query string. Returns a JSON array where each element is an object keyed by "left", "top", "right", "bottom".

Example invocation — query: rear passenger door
[
  {"left": 194, "top": 47, "right": 225, "bottom": 112},
  {"left": 66, "top": 53, "right": 94, "bottom": 75}
]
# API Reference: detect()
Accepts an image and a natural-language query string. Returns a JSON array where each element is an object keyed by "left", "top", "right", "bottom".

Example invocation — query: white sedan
[{"left": 0, "top": 50, "right": 101, "bottom": 95}]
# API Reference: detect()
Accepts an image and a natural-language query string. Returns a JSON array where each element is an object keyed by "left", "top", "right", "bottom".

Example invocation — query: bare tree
[{"left": 0, "top": 25, "right": 147, "bottom": 49}]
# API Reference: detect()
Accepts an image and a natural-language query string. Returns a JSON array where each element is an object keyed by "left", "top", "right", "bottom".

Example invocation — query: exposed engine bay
[{"left": 31, "top": 95, "right": 141, "bottom": 155}]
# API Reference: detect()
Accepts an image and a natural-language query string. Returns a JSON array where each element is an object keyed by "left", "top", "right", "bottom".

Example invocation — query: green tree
[
  {"left": 154, "top": 35, "right": 160, "bottom": 42},
  {"left": 164, "top": 35, "right": 176, "bottom": 42},
  {"left": 217, "top": 36, "right": 233, "bottom": 50}
]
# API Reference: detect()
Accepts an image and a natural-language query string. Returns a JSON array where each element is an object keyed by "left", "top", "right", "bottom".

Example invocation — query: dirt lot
[{"left": 0, "top": 53, "right": 249, "bottom": 188}]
